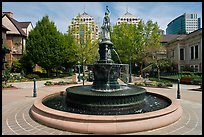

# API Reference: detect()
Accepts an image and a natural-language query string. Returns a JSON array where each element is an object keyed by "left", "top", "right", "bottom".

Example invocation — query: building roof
[
  {"left": 160, "top": 34, "right": 187, "bottom": 43},
  {"left": 80, "top": 12, "right": 92, "bottom": 18},
  {"left": 120, "top": 12, "right": 137, "bottom": 18},
  {"left": 19, "top": 22, "right": 32, "bottom": 28},
  {"left": 2, "top": 25, "right": 10, "bottom": 31},
  {"left": 2, "top": 14, "right": 27, "bottom": 36}
]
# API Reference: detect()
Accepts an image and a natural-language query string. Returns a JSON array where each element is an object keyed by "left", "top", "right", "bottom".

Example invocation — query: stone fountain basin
[{"left": 30, "top": 90, "right": 182, "bottom": 134}]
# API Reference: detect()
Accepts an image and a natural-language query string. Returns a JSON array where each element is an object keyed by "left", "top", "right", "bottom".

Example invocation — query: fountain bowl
[{"left": 30, "top": 89, "right": 182, "bottom": 134}]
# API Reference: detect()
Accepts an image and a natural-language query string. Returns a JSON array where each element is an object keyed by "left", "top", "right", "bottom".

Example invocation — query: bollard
[
  {"left": 129, "top": 61, "right": 132, "bottom": 83},
  {"left": 78, "top": 65, "right": 81, "bottom": 82},
  {"left": 33, "top": 78, "right": 37, "bottom": 97},
  {"left": 177, "top": 79, "right": 180, "bottom": 99}
]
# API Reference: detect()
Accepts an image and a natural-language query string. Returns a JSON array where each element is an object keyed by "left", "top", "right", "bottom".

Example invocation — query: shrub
[
  {"left": 2, "top": 68, "right": 11, "bottom": 84},
  {"left": 157, "top": 82, "right": 166, "bottom": 88},
  {"left": 26, "top": 74, "right": 40, "bottom": 79},
  {"left": 2, "top": 83, "right": 14, "bottom": 88},
  {"left": 180, "top": 77, "right": 193, "bottom": 84},
  {"left": 166, "top": 82, "right": 173, "bottom": 87},
  {"left": 55, "top": 81, "right": 68, "bottom": 85},
  {"left": 151, "top": 81, "right": 158, "bottom": 86},
  {"left": 134, "top": 82, "right": 145, "bottom": 86},
  {"left": 44, "top": 81, "right": 54, "bottom": 86}
]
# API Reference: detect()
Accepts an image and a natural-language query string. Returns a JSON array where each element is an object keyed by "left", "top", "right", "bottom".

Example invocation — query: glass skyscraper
[{"left": 166, "top": 13, "right": 201, "bottom": 34}]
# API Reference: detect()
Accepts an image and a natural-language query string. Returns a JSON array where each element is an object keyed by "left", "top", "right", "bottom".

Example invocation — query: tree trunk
[
  {"left": 47, "top": 69, "right": 51, "bottom": 78},
  {"left": 56, "top": 67, "right": 59, "bottom": 77},
  {"left": 82, "top": 63, "right": 85, "bottom": 86},
  {"left": 157, "top": 66, "right": 160, "bottom": 80},
  {"left": 140, "top": 64, "right": 143, "bottom": 77}
]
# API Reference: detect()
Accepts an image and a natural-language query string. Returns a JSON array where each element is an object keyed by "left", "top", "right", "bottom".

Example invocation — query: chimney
[{"left": 3, "top": 12, "right": 13, "bottom": 18}]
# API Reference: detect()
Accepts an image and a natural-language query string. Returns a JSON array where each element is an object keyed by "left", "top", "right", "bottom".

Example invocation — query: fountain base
[{"left": 30, "top": 90, "right": 182, "bottom": 134}]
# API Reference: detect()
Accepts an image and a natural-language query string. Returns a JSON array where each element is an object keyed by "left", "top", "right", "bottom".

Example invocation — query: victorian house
[{"left": 2, "top": 12, "right": 33, "bottom": 67}]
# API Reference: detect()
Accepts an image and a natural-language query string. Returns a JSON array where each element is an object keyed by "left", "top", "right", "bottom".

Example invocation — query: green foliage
[
  {"left": 111, "top": 20, "right": 161, "bottom": 78},
  {"left": 111, "top": 22, "right": 143, "bottom": 64},
  {"left": 19, "top": 54, "right": 35, "bottom": 75},
  {"left": 26, "top": 74, "right": 40, "bottom": 79},
  {"left": 26, "top": 15, "right": 73, "bottom": 77},
  {"left": 11, "top": 59, "right": 22, "bottom": 73},
  {"left": 61, "top": 33, "right": 78, "bottom": 68},
  {"left": 2, "top": 83, "right": 14, "bottom": 88},
  {"left": 2, "top": 68, "right": 11, "bottom": 84},
  {"left": 44, "top": 81, "right": 77, "bottom": 86},
  {"left": 8, "top": 73, "right": 25, "bottom": 82},
  {"left": 44, "top": 81, "right": 54, "bottom": 86},
  {"left": 134, "top": 80, "right": 172, "bottom": 88},
  {"left": 68, "top": 16, "right": 99, "bottom": 65}
]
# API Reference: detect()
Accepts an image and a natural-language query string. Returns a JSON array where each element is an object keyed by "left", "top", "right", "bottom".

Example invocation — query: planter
[{"left": 180, "top": 77, "right": 193, "bottom": 84}]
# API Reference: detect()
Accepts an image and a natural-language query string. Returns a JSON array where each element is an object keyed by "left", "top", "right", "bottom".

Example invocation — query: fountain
[{"left": 30, "top": 6, "right": 182, "bottom": 134}]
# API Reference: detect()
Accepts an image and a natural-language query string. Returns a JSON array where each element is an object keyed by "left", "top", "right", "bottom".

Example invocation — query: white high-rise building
[
  {"left": 68, "top": 12, "right": 99, "bottom": 43},
  {"left": 116, "top": 11, "right": 141, "bottom": 26}
]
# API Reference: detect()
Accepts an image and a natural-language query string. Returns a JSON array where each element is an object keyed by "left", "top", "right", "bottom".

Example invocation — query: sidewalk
[{"left": 2, "top": 79, "right": 202, "bottom": 135}]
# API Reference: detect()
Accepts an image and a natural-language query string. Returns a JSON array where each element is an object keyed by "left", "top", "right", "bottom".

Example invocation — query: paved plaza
[{"left": 2, "top": 77, "right": 202, "bottom": 135}]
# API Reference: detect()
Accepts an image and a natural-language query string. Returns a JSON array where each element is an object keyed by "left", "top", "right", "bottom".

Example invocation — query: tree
[
  {"left": 68, "top": 14, "right": 99, "bottom": 84},
  {"left": 111, "top": 21, "right": 144, "bottom": 81},
  {"left": 136, "top": 20, "right": 161, "bottom": 77},
  {"left": 19, "top": 53, "right": 35, "bottom": 75},
  {"left": 61, "top": 32, "right": 78, "bottom": 71},
  {"left": 26, "top": 15, "right": 71, "bottom": 77},
  {"left": 111, "top": 22, "right": 144, "bottom": 64}
]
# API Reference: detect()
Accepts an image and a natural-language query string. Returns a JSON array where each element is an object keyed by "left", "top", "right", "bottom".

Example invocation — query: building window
[
  {"left": 195, "top": 45, "right": 198, "bottom": 59},
  {"left": 180, "top": 65, "right": 184, "bottom": 71},
  {"left": 172, "top": 49, "right": 174, "bottom": 58},
  {"left": 191, "top": 45, "right": 198, "bottom": 60},
  {"left": 190, "top": 65, "right": 199, "bottom": 72},
  {"left": 191, "top": 46, "right": 194, "bottom": 59},
  {"left": 180, "top": 48, "right": 184, "bottom": 60},
  {"left": 194, "top": 65, "right": 199, "bottom": 72}
]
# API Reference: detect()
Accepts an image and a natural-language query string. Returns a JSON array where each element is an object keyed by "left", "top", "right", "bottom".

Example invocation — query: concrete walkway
[{"left": 2, "top": 78, "right": 202, "bottom": 135}]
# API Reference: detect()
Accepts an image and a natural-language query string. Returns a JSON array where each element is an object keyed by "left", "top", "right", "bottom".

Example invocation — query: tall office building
[
  {"left": 68, "top": 12, "right": 99, "bottom": 43},
  {"left": 166, "top": 12, "right": 201, "bottom": 34},
  {"left": 116, "top": 11, "right": 141, "bottom": 26}
]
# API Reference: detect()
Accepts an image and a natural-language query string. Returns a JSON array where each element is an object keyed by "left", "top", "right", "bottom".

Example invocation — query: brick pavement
[{"left": 2, "top": 79, "right": 202, "bottom": 135}]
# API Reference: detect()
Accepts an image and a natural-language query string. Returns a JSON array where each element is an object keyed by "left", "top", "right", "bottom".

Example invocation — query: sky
[{"left": 2, "top": 2, "right": 202, "bottom": 34}]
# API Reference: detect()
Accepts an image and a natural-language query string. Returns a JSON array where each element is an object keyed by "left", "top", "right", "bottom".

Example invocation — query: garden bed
[
  {"left": 134, "top": 80, "right": 173, "bottom": 88},
  {"left": 44, "top": 81, "right": 77, "bottom": 86}
]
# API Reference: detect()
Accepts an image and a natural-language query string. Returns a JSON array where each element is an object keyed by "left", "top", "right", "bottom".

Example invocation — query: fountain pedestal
[{"left": 91, "top": 39, "right": 125, "bottom": 91}]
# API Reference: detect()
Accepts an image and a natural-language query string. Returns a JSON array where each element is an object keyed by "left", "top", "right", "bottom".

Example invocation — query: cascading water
[{"left": 112, "top": 48, "right": 122, "bottom": 64}]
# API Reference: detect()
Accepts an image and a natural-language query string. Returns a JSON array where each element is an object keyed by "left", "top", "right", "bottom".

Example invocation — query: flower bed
[
  {"left": 44, "top": 81, "right": 77, "bottom": 86},
  {"left": 134, "top": 80, "right": 173, "bottom": 88}
]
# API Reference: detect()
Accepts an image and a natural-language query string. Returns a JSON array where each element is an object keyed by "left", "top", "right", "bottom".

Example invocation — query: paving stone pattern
[{"left": 2, "top": 78, "right": 202, "bottom": 135}]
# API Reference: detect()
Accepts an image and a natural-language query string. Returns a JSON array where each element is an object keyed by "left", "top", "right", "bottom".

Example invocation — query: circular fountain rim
[
  {"left": 32, "top": 91, "right": 178, "bottom": 121},
  {"left": 30, "top": 90, "right": 182, "bottom": 134}
]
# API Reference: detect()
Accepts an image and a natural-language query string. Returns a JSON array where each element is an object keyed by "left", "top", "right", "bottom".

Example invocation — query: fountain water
[{"left": 30, "top": 6, "right": 182, "bottom": 134}]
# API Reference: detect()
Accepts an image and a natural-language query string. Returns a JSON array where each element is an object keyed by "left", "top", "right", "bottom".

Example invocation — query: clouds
[{"left": 2, "top": 2, "right": 202, "bottom": 34}]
